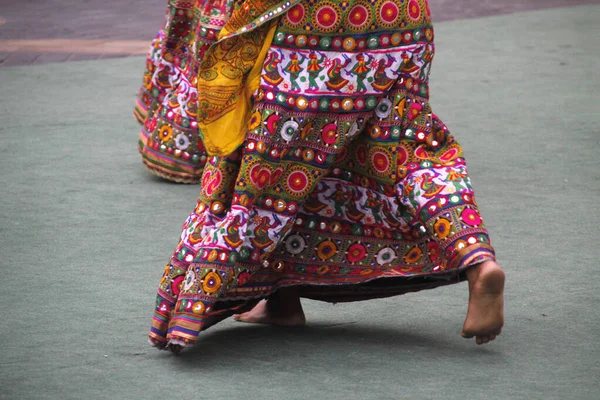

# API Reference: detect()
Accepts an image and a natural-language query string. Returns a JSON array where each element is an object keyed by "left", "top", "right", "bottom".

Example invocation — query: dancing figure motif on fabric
[
  {"left": 372, "top": 54, "right": 399, "bottom": 92},
  {"left": 283, "top": 52, "right": 306, "bottom": 93},
  {"left": 348, "top": 54, "right": 372, "bottom": 93},
  {"left": 325, "top": 55, "right": 351, "bottom": 92},
  {"left": 262, "top": 50, "right": 285, "bottom": 86},
  {"left": 306, "top": 51, "right": 325, "bottom": 92}
]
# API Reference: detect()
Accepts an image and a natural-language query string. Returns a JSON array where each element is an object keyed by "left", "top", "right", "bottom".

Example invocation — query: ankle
[
  {"left": 465, "top": 260, "right": 500, "bottom": 284},
  {"left": 266, "top": 289, "right": 303, "bottom": 315}
]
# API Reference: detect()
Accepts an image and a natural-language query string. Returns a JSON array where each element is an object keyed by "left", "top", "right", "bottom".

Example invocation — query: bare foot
[
  {"left": 461, "top": 260, "right": 505, "bottom": 345},
  {"left": 233, "top": 288, "right": 306, "bottom": 326}
]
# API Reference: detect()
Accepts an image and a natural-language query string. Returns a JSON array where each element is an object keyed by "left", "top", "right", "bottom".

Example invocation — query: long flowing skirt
[{"left": 141, "top": 0, "right": 497, "bottom": 348}]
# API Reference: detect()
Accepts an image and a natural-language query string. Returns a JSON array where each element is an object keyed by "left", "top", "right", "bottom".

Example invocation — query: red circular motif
[
  {"left": 348, "top": 5, "right": 368, "bottom": 26},
  {"left": 347, "top": 243, "right": 367, "bottom": 263},
  {"left": 321, "top": 122, "right": 338, "bottom": 145},
  {"left": 173, "top": 22, "right": 189, "bottom": 38},
  {"left": 461, "top": 208, "right": 482, "bottom": 227},
  {"left": 380, "top": 1, "right": 399, "bottom": 24},
  {"left": 288, "top": 171, "right": 309, "bottom": 192},
  {"left": 372, "top": 152, "right": 390, "bottom": 173},
  {"left": 287, "top": 4, "right": 305, "bottom": 24},
  {"left": 407, "top": 0, "right": 421, "bottom": 20},
  {"left": 171, "top": 276, "right": 184, "bottom": 296},
  {"left": 316, "top": 6, "right": 338, "bottom": 28},
  {"left": 380, "top": 34, "right": 391, "bottom": 46}
]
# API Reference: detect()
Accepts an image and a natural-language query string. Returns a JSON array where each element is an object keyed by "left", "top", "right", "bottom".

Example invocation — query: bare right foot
[
  {"left": 233, "top": 299, "right": 306, "bottom": 326},
  {"left": 461, "top": 260, "right": 505, "bottom": 345},
  {"left": 233, "top": 288, "right": 306, "bottom": 326}
]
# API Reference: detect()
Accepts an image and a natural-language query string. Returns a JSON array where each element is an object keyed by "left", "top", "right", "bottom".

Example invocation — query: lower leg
[
  {"left": 461, "top": 260, "right": 505, "bottom": 345},
  {"left": 233, "top": 287, "right": 306, "bottom": 326}
]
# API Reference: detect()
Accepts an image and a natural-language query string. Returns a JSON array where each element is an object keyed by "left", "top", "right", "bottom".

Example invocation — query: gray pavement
[
  {"left": 1, "top": 0, "right": 599, "bottom": 66},
  {"left": 0, "top": 3, "right": 599, "bottom": 400}
]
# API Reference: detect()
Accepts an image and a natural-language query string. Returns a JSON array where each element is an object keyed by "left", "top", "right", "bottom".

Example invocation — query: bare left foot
[
  {"left": 233, "top": 288, "right": 306, "bottom": 326},
  {"left": 461, "top": 260, "right": 505, "bottom": 345}
]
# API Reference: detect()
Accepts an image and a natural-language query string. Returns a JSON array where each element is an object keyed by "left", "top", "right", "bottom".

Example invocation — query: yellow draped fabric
[{"left": 196, "top": 20, "right": 278, "bottom": 156}]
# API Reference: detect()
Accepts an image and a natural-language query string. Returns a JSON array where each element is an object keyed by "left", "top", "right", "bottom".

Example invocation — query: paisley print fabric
[{"left": 142, "top": 0, "right": 496, "bottom": 349}]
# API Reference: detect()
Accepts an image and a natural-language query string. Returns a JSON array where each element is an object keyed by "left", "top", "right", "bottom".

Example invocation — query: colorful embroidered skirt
[{"left": 140, "top": 0, "right": 497, "bottom": 348}]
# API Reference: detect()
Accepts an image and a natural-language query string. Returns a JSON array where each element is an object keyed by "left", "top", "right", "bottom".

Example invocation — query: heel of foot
[
  {"left": 479, "top": 265, "right": 505, "bottom": 294},
  {"left": 462, "top": 261, "right": 505, "bottom": 343}
]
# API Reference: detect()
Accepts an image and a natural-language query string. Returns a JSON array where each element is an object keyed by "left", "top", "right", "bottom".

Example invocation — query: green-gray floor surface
[{"left": 1, "top": 5, "right": 599, "bottom": 400}]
